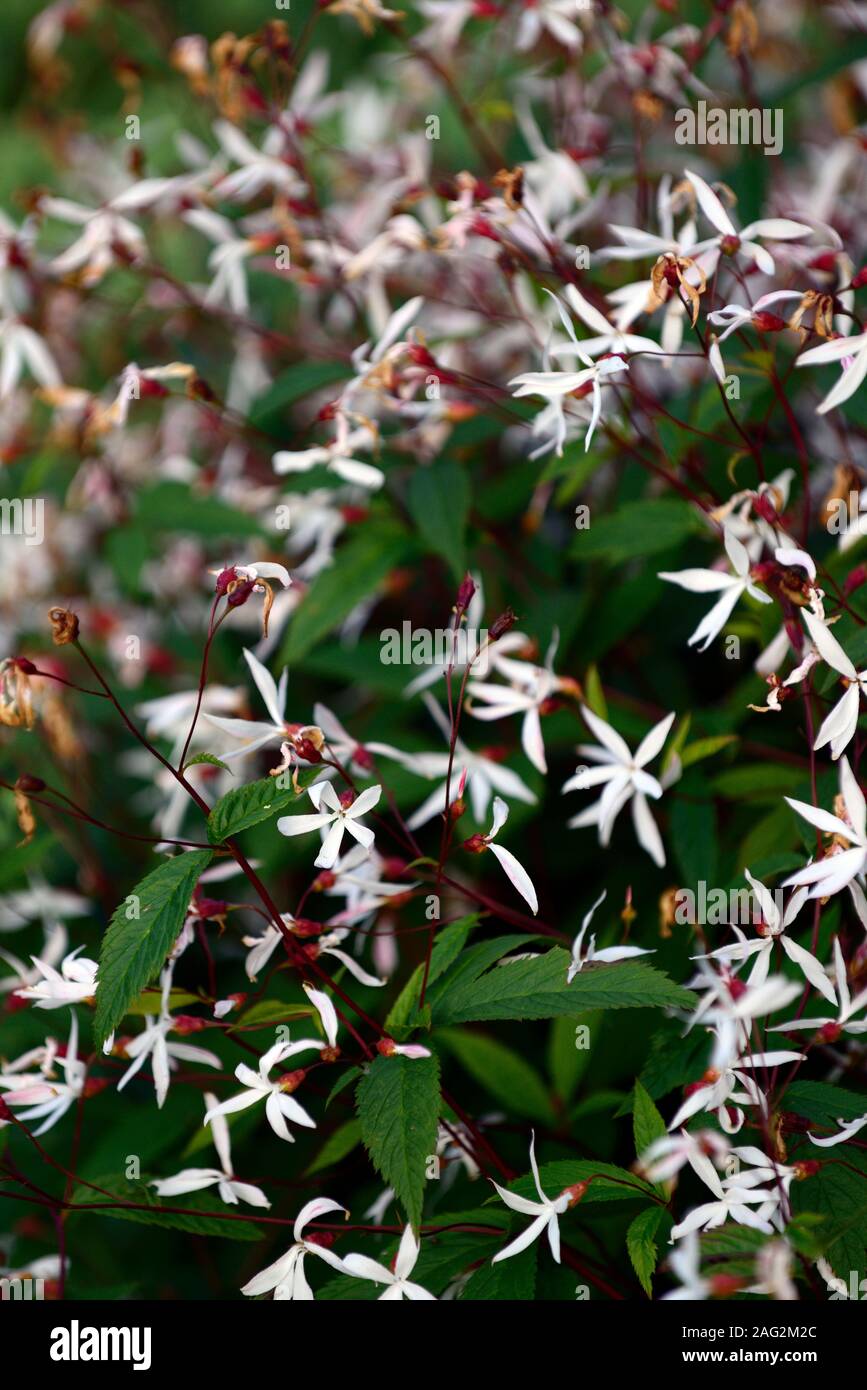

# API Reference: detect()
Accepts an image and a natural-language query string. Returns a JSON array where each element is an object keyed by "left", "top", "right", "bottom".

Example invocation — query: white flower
[
  {"left": 797, "top": 330, "right": 867, "bottom": 414},
  {"left": 699, "top": 870, "right": 835, "bottom": 1004},
  {"left": 14, "top": 946, "right": 98, "bottom": 1009},
  {"left": 659, "top": 526, "right": 772, "bottom": 652},
  {"left": 668, "top": 1151, "right": 781, "bottom": 1242},
  {"left": 117, "top": 970, "right": 220, "bottom": 1109},
  {"left": 509, "top": 309, "right": 628, "bottom": 455},
  {"left": 342, "top": 1223, "right": 436, "bottom": 1300},
  {"left": 277, "top": 782, "right": 381, "bottom": 870},
  {"left": 516, "top": 0, "right": 586, "bottom": 51},
  {"left": 661, "top": 1231, "right": 709, "bottom": 1300},
  {"left": 783, "top": 756, "right": 867, "bottom": 913},
  {"left": 0, "top": 1013, "right": 85, "bottom": 1136},
  {"left": 769, "top": 939, "right": 867, "bottom": 1039},
  {"left": 242, "top": 918, "right": 384, "bottom": 987},
  {"left": 467, "top": 796, "right": 538, "bottom": 915},
  {"left": 241, "top": 1198, "right": 349, "bottom": 1299},
  {"left": 491, "top": 1133, "right": 576, "bottom": 1265},
  {"left": 204, "top": 1035, "right": 325, "bottom": 1142},
  {"left": 706, "top": 291, "right": 803, "bottom": 382},
  {"left": 151, "top": 1093, "right": 270, "bottom": 1208},
  {"left": 562, "top": 705, "right": 675, "bottom": 866},
  {"left": 0, "top": 318, "right": 61, "bottom": 397},
  {"left": 212, "top": 119, "right": 304, "bottom": 202},
  {"left": 800, "top": 607, "right": 867, "bottom": 759},
  {"left": 684, "top": 169, "right": 812, "bottom": 279},
  {"left": 808, "top": 1113, "right": 867, "bottom": 1147},
  {"left": 273, "top": 416, "right": 384, "bottom": 492},
  {"left": 467, "top": 632, "right": 574, "bottom": 774},
  {"left": 639, "top": 1128, "right": 730, "bottom": 1187},
  {"left": 567, "top": 889, "right": 654, "bottom": 982},
  {"left": 667, "top": 1018, "right": 802, "bottom": 1135},
  {"left": 0, "top": 923, "right": 67, "bottom": 995},
  {"left": 204, "top": 647, "right": 291, "bottom": 761}
]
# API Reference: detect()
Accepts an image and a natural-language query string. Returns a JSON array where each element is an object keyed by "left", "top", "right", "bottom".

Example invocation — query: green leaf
[
  {"left": 184, "top": 752, "right": 232, "bottom": 774},
  {"left": 508, "top": 1158, "right": 657, "bottom": 1207},
  {"left": 94, "top": 850, "right": 213, "bottom": 1046},
  {"left": 572, "top": 498, "right": 700, "bottom": 562},
  {"left": 69, "top": 1173, "right": 262, "bottom": 1240},
  {"left": 207, "top": 767, "right": 321, "bottom": 842},
  {"left": 125, "top": 987, "right": 200, "bottom": 1015},
  {"left": 249, "top": 361, "right": 351, "bottom": 429},
  {"left": 680, "top": 735, "right": 737, "bottom": 769},
  {"left": 283, "top": 526, "right": 413, "bottom": 662},
  {"left": 461, "top": 1242, "right": 536, "bottom": 1300},
  {"left": 429, "top": 947, "right": 695, "bottom": 1026},
  {"left": 325, "top": 1065, "right": 363, "bottom": 1110},
  {"left": 632, "top": 1079, "right": 666, "bottom": 1160},
  {"left": 437, "top": 1027, "right": 555, "bottom": 1123},
  {"left": 356, "top": 1053, "right": 441, "bottom": 1230},
  {"left": 627, "top": 1207, "right": 667, "bottom": 1297},
  {"left": 406, "top": 460, "right": 470, "bottom": 580},
  {"left": 306, "top": 1118, "right": 363, "bottom": 1175},
  {"left": 384, "top": 915, "right": 477, "bottom": 1038},
  {"left": 229, "top": 999, "right": 314, "bottom": 1030},
  {"left": 785, "top": 1080, "right": 867, "bottom": 1127},
  {"left": 134, "top": 481, "right": 264, "bottom": 537},
  {"left": 547, "top": 1012, "right": 600, "bottom": 1103},
  {"left": 583, "top": 663, "right": 607, "bottom": 719}
]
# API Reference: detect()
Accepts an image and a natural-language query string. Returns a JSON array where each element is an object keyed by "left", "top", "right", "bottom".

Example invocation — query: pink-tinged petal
[
  {"left": 521, "top": 705, "right": 547, "bottom": 775},
  {"left": 489, "top": 843, "right": 538, "bottom": 915},
  {"left": 818, "top": 344, "right": 867, "bottom": 415},
  {"left": 294, "top": 1196, "right": 348, "bottom": 1240}
]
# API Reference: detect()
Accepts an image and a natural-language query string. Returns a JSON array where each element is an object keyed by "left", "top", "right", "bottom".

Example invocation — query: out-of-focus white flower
[
  {"left": 151, "top": 1093, "right": 270, "bottom": 1207},
  {"left": 562, "top": 705, "right": 675, "bottom": 866},
  {"left": 0, "top": 1013, "right": 85, "bottom": 1136},
  {"left": 800, "top": 607, "right": 867, "bottom": 759},
  {"left": 14, "top": 946, "right": 98, "bottom": 1010},
  {"left": 467, "top": 632, "right": 576, "bottom": 774},
  {"left": 0, "top": 319, "right": 61, "bottom": 397},
  {"left": 342, "top": 1224, "right": 436, "bottom": 1300},
  {"left": 516, "top": 0, "right": 586, "bottom": 51},
  {"left": 566, "top": 889, "right": 654, "bottom": 982},
  {"left": 241, "top": 1198, "right": 349, "bottom": 1299},
  {"left": 661, "top": 1230, "right": 708, "bottom": 1299},
  {"left": 797, "top": 329, "right": 867, "bottom": 414}
]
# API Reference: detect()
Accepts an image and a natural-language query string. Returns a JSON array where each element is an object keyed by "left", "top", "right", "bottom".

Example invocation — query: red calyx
[
  {"left": 12, "top": 657, "right": 37, "bottom": 673},
  {"left": 214, "top": 566, "right": 238, "bottom": 597},
  {"left": 171, "top": 1015, "right": 209, "bottom": 1035},
  {"left": 292, "top": 917, "right": 325, "bottom": 938},
  {"left": 720, "top": 234, "right": 741, "bottom": 256},
  {"left": 462, "top": 833, "right": 488, "bottom": 854},
  {"left": 752, "top": 311, "right": 787, "bottom": 332}
]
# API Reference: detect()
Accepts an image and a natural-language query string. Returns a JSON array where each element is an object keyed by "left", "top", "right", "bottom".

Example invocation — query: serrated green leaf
[
  {"left": 94, "top": 850, "right": 213, "bottom": 1046},
  {"left": 627, "top": 1206, "right": 667, "bottom": 1297},
  {"left": 429, "top": 948, "right": 695, "bottom": 1025},
  {"left": 384, "top": 915, "right": 477, "bottom": 1038},
  {"left": 356, "top": 1053, "right": 441, "bottom": 1230},
  {"left": 184, "top": 752, "right": 232, "bottom": 774},
  {"left": 207, "top": 768, "right": 321, "bottom": 842},
  {"left": 460, "top": 1241, "right": 536, "bottom": 1300},
  {"left": 632, "top": 1079, "right": 666, "bottom": 1160}
]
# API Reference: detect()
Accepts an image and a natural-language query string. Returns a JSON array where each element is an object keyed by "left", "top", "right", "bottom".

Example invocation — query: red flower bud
[
  {"left": 171, "top": 1015, "right": 209, "bottom": 1035},
  {"left": 489, "top": 607, "right": 517, "bottom": 641},
  {"left": 277, "top": 1068, "right": 306, "bottom": 1092},
  {"left": 720, "top": 234, "right": 741, "bottom": 256},
  {"left": 15, "top": 774, "right": 46, "bottom": 793},
  {"left": 12, "top": 657, "right": 37, "bottom": 673},
  {"left": 462, "top": 832, "right": 488, "bottom": 854},
  {"left": 751, "top": 311, "right": 787, "bottom": 332}
]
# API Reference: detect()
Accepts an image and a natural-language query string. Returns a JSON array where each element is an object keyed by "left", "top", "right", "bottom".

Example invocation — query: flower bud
[
  {"left": 462, "top": 832, "right": 488, "bottom": 854},
  {"left": 15, "top": 774, "right": 45, "bottom": 793},
  {"left": 751, "top": 311, "right": 787, "bottom": 332},
  {"left": 278, "top": 1068, "right": 306, "bottom": 1092},
  {"left": 488, "top": 607, "right": 517, "bottom": 641}
]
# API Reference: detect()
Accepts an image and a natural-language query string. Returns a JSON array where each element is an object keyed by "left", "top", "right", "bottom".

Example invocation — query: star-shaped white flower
[
  {"left": 783, "top": 755, "right": 867, "bottom": 916},
  {"left": 491, "top": 1133, "right": 578, "bottom": 1265},
  {"left": 562, "top": 705, "right": 676, "bottom": 866},
  {"left": 13, "top": 945, "right": 98, "bottom": 1010},
  {"left": 204, "top": 1035, "right": 325, "bottom": 1143},
  {"left": 277, "top": 782, "right": 382, "bottom": 869},
  {"left": 659, "top": 526, "right": 772, "bottom": 652},
  {"left": 800, "top": 607, "right": 867, "bottom": 759}
]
